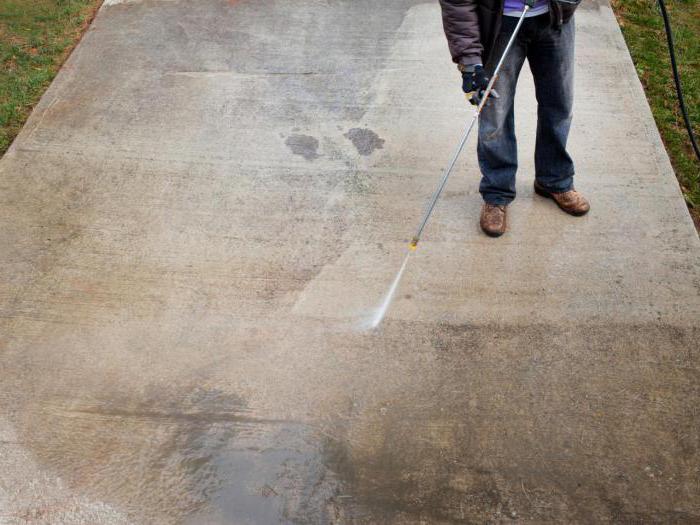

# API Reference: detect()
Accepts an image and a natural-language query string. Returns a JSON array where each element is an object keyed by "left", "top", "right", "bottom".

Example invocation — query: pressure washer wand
[
  {"left": 369, "top": 2, "right": 534, "bottom": 329},
  {"left": 408, "top": 0, "right": 533, "bottom": 252}
]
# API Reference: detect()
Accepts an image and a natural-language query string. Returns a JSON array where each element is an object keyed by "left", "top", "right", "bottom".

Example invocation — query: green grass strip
[
  {"left": 0, "top": 0, "right": 102, "bottom": 155},
  {"left": 612, "top": 0, "right": 699, "bottom": 225}
]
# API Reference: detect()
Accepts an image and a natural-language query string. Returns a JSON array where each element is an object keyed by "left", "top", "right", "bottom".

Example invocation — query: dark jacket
[{"left": 439, "top": 0, "right": 579, "bottom": 66}]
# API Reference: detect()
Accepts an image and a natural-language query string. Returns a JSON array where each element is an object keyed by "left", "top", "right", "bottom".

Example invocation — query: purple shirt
[{"left": 503, "top": 0, "right": 550, "bottom": 16}]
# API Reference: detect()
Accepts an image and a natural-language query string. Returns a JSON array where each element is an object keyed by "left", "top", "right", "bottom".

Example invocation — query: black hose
[{"left": 657, "top": 0, "right": 700, "bottom": 163}]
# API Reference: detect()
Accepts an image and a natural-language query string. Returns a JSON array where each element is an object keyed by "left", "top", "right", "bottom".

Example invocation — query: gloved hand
[{"left": 461, "top": 65, "right": 499, "bottom": 106}]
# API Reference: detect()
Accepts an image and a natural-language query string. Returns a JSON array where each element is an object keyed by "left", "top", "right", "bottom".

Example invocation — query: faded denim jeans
[{"left": 478, "top": 14, "right": 575, "bottom": 205}]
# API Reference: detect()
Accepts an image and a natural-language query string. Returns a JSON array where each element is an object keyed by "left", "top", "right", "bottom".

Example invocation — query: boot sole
[
  {"left": 534, "top": 184, "right": 590, "bottom": 217},
  {"left": 482, "top": 226, "right": 505, "bottom": 238}
]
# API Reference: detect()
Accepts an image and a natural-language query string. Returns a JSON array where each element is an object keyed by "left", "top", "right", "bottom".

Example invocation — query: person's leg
[
  {"left": 477, "top": 17, "right": 528, "bottom": 206},
  {"left": 527, "top": 15, "right": 576, "bottom": 192}
]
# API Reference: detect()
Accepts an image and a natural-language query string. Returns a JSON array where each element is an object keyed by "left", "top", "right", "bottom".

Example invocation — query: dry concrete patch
[
  {"left": 102, "top": 0, "right": 176, "bottom": 5},
  {"left": 0, "top": 419, "right": 131, "bottom": 525},
  {"left": 101, "top": 0, "right": 140, "bottom": 5}
]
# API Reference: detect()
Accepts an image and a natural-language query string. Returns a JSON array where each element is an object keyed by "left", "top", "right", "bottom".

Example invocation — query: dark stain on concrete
[
  {"left": 344, "top": 128, "right": 385, "bottom": 156},
  {"left": 285, "top": 134, "right": 320, "bottom": 161}
]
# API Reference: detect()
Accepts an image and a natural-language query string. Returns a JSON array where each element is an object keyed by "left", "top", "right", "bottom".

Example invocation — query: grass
[
  {"left": 611, "top": 0, "right": 700, "bottom": 228},
  {"left": 0, "top": 0, "right": 102, "bottom": 156}
]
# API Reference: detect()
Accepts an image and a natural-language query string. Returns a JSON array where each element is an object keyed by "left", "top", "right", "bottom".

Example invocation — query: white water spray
[{"left": 369, "top": 252, "right": 412, "bottom": 329}]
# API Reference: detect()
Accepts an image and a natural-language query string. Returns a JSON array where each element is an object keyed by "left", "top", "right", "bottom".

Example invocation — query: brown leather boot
[
  {"left": 480, "top": 203, "right": 507, "bottom": 237},
  {"left": 534, "top": 182, "right": 590, "bottom": 216}
]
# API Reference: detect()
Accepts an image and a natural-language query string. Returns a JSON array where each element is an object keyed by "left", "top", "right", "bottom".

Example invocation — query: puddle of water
[
  {"left": 190, "top": 424, "right": 344, "bottom": 524},
  {"left": 21, "top": 387, "right": 349, "bottom": 524}
]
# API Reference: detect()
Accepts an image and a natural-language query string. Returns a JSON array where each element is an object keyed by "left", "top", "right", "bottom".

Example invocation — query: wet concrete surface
[{"left": 1, "top": 0, "right": 699, "bottom": 523}]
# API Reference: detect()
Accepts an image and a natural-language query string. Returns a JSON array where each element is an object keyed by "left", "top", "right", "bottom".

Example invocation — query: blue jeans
[{"left": 478, "top": 14, "right": 575, "bottom": 205}]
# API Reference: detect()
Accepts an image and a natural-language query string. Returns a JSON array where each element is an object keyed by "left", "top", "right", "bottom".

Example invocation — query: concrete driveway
[{"left": 1, "top": 0, "right": 698, "bottom": 523}]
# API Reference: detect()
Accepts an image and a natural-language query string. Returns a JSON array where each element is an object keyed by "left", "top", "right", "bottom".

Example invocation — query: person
[{"left": 440, "top": 0, "right": 590, "bottom": 237}]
